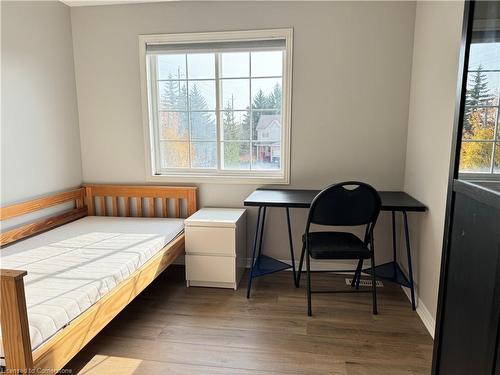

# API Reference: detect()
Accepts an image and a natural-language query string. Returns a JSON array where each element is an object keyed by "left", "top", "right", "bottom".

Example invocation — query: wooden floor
[{"left": 67, "top": 266, "right": 433, "bottom": 375}]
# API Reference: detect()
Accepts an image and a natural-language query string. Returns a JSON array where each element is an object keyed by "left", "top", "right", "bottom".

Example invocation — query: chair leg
[
  {"left": 296, "top": 242, "right": 306, "bottom": 287},
  {"left": 370, "top": 244, "right": 378, "bottom": 315},
  {"left": 306, "top": 249, "right": 312, "bottom": 316},
  {"left": 351, "top": 259, "right": 363, "bottom": 289}
]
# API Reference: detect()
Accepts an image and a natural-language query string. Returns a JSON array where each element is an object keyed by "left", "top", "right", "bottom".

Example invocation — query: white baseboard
[
  {"left": 245, "top": 257, "right": 358, "bottom": 271},
  {"left": 401, "top": 286, "right": 435, "bottom": 338}
]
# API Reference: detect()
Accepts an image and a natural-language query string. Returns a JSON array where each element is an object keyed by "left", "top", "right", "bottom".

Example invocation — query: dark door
[
  {"left": 437, "top": 185, "right": 500, "bottom": 374},
  {"left": 433, "top": 1, "right": 500, "bottom": 374}
]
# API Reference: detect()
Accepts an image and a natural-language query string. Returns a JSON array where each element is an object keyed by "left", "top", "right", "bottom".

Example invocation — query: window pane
[
  {"left": 221, "top": 52, "right": 249, "bottom": 78},
  {"left": 459, "top": 141, "right": 493, "bottom": 173},
  {"left": 252, "top": 110, "right": 281, "bottom": 141},
  {"left": 191, "top": 142, "right": 216, "bottom": 169},
  {"left": 190, "top": 112, "right": 216, "bottom": 140},
  {"left": 160, "top": 141, "right": 189, "bottom": 168},
  {"left": 222, "top": 142, "right": 250, "bottom": 170},
  {"left": 466, "top": 71, "right": 500, "bottom": 106},
  {"left": 187, "top": 53, "right": 215, "bottom": 79},
  {"left": 222, "top": 110, "right": 250, "bottom": 140},
  {"left": 468, "top": 43, "right": 500, "bottom": 71},
  {"left": 222, "top": 79, "right": 250, "bottom": 110},
  {"left": 188, "top": 81, "right": 216, "bottom": 110},
  {"left": 251, "top": 51, "right": 283, "bottom": 77},
  {"left": 495, "top": 143, "right": 500, "bottom": 173},
  {"left": 157, "top": 54, "right": 186, "bottom": 80},
  {"left": 158, "top": 81, "right": 187, "bottom": 110},
  {"left": 252, "top": 142, "right": 281, "bottom": 170},
  {"left": 159, "top": 112, "right": 189, "bottom": 140},
  {"left": 251, "top": 78, "right": 282, "bottom": 110},
  {"left": 463, "top": 107, "right": 497, "bottom": 140}
]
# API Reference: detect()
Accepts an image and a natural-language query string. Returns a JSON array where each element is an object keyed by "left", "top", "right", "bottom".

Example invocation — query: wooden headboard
[
  {"left": 83, "top": 184, "right": 197, "bottom": 219},
  {"left": 0, "top": 185, "right": 197, "bottom": 246}
]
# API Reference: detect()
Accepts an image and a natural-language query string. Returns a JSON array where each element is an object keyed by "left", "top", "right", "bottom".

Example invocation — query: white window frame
[{"left": 139, "top": 29, "right": 293, "bottom": 184}]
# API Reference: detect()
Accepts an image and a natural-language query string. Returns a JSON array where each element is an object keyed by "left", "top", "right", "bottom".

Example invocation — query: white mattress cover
[{"left": 0, "top": 216, "right": 184, "bottom": 361}]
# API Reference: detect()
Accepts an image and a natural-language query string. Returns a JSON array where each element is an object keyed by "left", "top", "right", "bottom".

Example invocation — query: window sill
[
  {"left": 458, "top": 172, "right": 500, "bottom": 182},
  {"left": 145, "top": 172, "right": 290, "bottom": 185}
]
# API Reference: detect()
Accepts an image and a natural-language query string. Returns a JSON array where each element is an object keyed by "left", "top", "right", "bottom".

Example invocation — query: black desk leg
[
  {"left": 392, "top": 211, "right": 397, "bottom": 274},
  {"left": 257, "top": 207, "right": 267, "bottom": 258},
  {"left": 247, "top": 206, "right": 263, "bottom": 299},
  {"left": 403, "top": 211, "right": 416, "bottom": 311},
  {"left": 285, "top": 207, "right": 297, "bottom": 287}
]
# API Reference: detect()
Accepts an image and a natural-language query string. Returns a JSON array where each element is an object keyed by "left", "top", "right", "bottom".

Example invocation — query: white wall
[
  {"left": 404, "top": 0, "right": 464, "bottom": 329},
  {"left": 71, "top": 1, "right": 416, "bottom": 264},
  {"left": 1, "top": 1, "right": 82, "bottom": 205}
]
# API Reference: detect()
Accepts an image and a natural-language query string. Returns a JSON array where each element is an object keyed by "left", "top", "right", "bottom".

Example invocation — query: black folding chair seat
[{"left": 303, "top": 232, "right": 371, "bottom": 260}]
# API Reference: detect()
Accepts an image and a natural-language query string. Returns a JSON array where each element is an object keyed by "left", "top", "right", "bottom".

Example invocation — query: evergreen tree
[
  {"left": 466, "top": 65, "right": 493, "bottom": 106},
  {"left": 267, "top": 84, "right": 282, "bottom": 110},
  {"left": 161, "top": 74, "right": 180, "bottom": 110},
  {"left": 251, "top": 89, "right": 269, "bottom": 140},
  {"left": 223, "top": 97, "right": 240, "bottom": 166},
  {"left": 252, "top": 89, "right": 268, "bottom": 110},
  {"left": 465, "top": 65, "right": 494, "bottom": 133},
  {"left": 241, "top": 107, "right": 251, "bottom": 140},
  {"left": 189, "top": 83, "right": 215, "bottom": 140}
]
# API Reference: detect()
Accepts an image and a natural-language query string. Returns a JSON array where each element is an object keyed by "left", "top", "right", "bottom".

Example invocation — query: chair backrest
[{"left": 307, "top": 181, "right": 381, "bottom": 229}]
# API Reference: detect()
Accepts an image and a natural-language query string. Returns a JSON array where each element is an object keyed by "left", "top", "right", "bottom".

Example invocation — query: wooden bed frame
[{"left": 0, "top": 184, "right": 197, "bottom": 373}]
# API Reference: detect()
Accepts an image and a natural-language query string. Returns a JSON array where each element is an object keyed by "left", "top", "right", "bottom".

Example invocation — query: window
[
  {"left": 459, "top": 23, "right": 500, "bottom": 177},
  {"left": 139, "top": 30, "right": 293, "bottom": 183}
]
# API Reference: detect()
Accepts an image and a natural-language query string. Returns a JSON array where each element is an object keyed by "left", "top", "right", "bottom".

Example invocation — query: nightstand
[{"left": 185, "top": 208, "right": 246, "bottom": 290}]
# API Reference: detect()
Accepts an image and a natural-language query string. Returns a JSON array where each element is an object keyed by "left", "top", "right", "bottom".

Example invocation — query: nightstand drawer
[
  {"left": 185, "top": 226, "right": 235, "bottom": 255},
  {"left": 185, "top": 255, "right": 235, "bottom": 283}
]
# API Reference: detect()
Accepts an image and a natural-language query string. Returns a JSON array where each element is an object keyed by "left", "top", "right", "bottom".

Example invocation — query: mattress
[{"left": 0, "top": 216, "right": 184, "bottom": 361}]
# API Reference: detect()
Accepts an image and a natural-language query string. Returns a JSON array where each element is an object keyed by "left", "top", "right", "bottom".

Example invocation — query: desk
[{"left": 243, "top": 188, "right": 426, "bottom": 310}]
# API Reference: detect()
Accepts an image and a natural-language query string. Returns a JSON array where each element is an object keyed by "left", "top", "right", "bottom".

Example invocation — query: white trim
[
  {"left": 401, "top": 286, "right": 436, "bottom": 338},
  {"left": 140, "top": 29, "right": 292, "bottom": 48},
  {"left": 473, "top": 19, "right": 500, "bottom": 32},
  {"left": 245, "top": 258, "right": 359, "bottom": 272},
  {"left": 138, "top": 29, "right": 293, "bottom": 184}
]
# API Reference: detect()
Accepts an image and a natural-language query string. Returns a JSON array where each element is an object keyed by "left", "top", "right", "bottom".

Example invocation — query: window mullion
[
  {"left": 185, "top": 54, "right": 192, "bottom": 168},
  {"left": 491, "top": 102, "right": 500, "bottom": 173},
  {"left": 249, "top": 51, "right": 253, "bottom": 171},
  {"left": 215, "top": 52, "right": 222, "bottom": 172},
  {"left": 150, "top": 56, "right": 162, "bottom": 173}
]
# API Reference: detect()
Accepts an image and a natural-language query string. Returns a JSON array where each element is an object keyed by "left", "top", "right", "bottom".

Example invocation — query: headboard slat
[
  {"left": 173, "top": 199, "right": 179, "bottom": 218},
  {"left": 99, "top": 197, "right": 106, "bottom": 216},
  {"left": 124, "top": 197, "right": 130, "bottom": 217},
  {"left": 148, "top": 198, "right": 155, "bottom": 218},
  {"left": 136, "top": 198, "right": 142, "bottom": 217},
  {"left": 162, "top": 199, "right": 168, "bottom": 217},
  {"left": 112, "top": 197, "right": 118, "bottom": 216}
]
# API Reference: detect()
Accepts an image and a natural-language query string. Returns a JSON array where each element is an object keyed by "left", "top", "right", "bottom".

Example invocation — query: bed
[{"left": 0, "top": 184, "right": 197, "bottom": 373}]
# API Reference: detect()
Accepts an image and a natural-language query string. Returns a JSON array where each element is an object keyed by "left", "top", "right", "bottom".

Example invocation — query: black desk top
[{"left": 243, "top": 188, "right": 427, "bottom": 212}]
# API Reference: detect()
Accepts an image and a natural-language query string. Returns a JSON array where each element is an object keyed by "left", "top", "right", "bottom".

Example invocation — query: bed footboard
[{"left": 0, "top": 269, "right": 33, "bottom": 373}]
